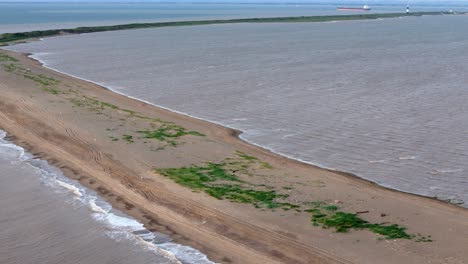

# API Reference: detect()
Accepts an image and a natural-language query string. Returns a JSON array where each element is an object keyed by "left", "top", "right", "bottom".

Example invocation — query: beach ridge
[{"left": 1, "top": 50, "right": 467, "bottom": 264}]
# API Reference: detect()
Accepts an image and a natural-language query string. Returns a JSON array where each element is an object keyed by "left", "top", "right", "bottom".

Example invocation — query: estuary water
[
  {"left": 0, "top": 2, "right": 465, "bottom": 34},
  {"left": 0, "top": 130, "right": 213, "bottom": 264},
  {"left": 7, "top": 14, "right": 468, "bottom": 207}
]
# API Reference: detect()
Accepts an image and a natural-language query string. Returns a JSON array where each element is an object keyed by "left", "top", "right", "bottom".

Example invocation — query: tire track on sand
[{"left": 0, "top": 84, "right": 349, "bottom": 264}]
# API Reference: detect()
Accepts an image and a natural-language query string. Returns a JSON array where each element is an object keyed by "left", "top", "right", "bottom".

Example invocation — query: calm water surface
[
  {"left": 0, "top": 2, "right": 465, "bottom": 34},
  {"left": 8, "top": 15, "right": 468, "bottom": 207}
]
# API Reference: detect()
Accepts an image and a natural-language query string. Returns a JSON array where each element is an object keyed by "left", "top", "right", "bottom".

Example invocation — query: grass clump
[
  {"left": 307, "top": 202, "right": 412, "bottom": 239},
  {"left": 23, "top": 73, "right": 59, "bottom": 86},
  {"left": 2, "top": 62, "right": 61, "bottom": 94},
  {"left": 155, "top": 162, "right": 241, "bottom": 189},
  {"left": 3, "top": 63, "right": 18, "bottom": 72},
  {"left": 323, "top": 205, "right": 338, "bottom": 211},
  {"left": 0, "top": 53, "right": 18, "bottom": 62},
  {"left": 316, "top": 212, "right": 368, "bottom": 232},
  {"left": 366, "top": 224, "right": 411, "bottom": 239},
  {"left": 108, "top": 136, "right": 119, "bottom": 141},
  {"left": 235, "top": 151, "right": 273, "bottom": 169},
  {"left": 41, "top": 87, "right": 61, "bottom": 95},
  {"left": 415, "top": 235, "right": 433, "bottom": 242},
  {"left": 122, "top": 134, "right": 134, "bottom": 143},
  {"left": 205, "top": 184, "right": 287, "bottom": 208},
  {"left": 138, "top": 125, "right": 204, "bottom": 146},
  {"left": 236, "top": 151, "right": 258, "bottom": 161},
  {"left": 73, "top": 96, "right": 125, "bottom": 112},
  {"left": 68, "top": 96, "right": 204, "bottom": 147},
  {"left": 155, "top": 156, "right": 293, "bottom": 209}
]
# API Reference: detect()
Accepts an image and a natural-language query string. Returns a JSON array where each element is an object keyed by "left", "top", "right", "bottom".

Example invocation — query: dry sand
[{"left": 0, "top": 49, "right": 467, "bottom": 264}]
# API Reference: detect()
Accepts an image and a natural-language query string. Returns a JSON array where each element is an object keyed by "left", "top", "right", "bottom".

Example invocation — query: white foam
[
  {"left": 56, "top": 179, "right": 83, "bottom": 196},
  {"left": 431, "top": 168, "right": 463, "bottom": 174},
  {"left": 0, "top": 131, "right": 25, "bottom": 157},
  {"left": 399, "top": 156, "right": 417, "bottom": 160},
  {"left": 369, "top": 160, "right": 386, "bottom": 163},
  {"left": 106, "top": 213, "right": 145, "bottom": 231},
  {"left": 135, "top": 238, "right": 183, "bottom": 264},
  {"left": 159, "top": 242, "right": 215, "bottom": 264},
  {"left": 0, "top": 129, "right": 214, "bottom": 264},
  {"left": 89, "top": 199, "right": 108, "bottom": 214}
]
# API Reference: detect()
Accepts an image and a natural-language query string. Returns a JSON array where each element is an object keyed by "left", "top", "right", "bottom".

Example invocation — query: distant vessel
[{"left": 337, "top": 5, "right": 371, "bottom": 11}]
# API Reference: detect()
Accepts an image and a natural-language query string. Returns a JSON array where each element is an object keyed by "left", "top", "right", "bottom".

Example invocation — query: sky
[
  {"left": 1, "top": 0, "right": 467, "bottom": 6},
  {"left": 1, "top": 0, "right": 467, "bottom": 2}
]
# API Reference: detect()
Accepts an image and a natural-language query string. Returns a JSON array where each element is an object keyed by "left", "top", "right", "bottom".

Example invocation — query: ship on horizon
[{"left": 337, "top": 5, "right": 371, "bottom": 11}]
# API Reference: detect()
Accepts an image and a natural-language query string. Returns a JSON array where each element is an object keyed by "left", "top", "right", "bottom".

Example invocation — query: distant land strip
[{"left": 0, "top": 12, "right": 456, "bottom": 44}]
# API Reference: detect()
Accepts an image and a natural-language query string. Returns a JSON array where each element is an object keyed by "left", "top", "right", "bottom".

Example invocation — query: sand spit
[{"left": 0, "top": 49, "right": 467, "bottom": 264}]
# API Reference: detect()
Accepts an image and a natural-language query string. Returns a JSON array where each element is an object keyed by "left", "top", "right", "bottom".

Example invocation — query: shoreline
[
  {"left": 1, "top": 49, "right": 468, "bottom": 263},
  {"left": 0, "top": 129, "right": 209, "bottom": 264},
  {"left": 0, "top": 11, "right": 455, "bottom": 44},
  {"left": 23, "top": 50, "right": 465, "bottom": 210}
]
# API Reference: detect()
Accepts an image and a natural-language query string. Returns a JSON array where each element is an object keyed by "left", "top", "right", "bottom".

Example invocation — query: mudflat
[{"left": 0, "top": 49, "right": 467, "bottom": 264}]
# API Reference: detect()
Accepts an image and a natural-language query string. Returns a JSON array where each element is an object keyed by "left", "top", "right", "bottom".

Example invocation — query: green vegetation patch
[
  {"left": 414, "top": 235, "right": 433, "bottom": 242},
  {"left": 68, "top": 95, "right": 204, "bottom": 146},
  {"left": 108, "top": 136, "right": 119, "bottom": 141},
  {"left": 71, "top": 96, "right": 130, "bottom": 112},
  {"left": 23, "top": 73, "right": 59, "bottom": 86},
  {"left": 366, "top": 223, "right": 411, "bottom": 239},
  {"left": 315, "top": 212, "right": 368, "bottom": 232},
  {"left": 1, "top": 61, "right": 61, "bottom": 94},
  {"left": 122, "top": 134, "right": 134, "bottom": 143},
  {"left": 137, "top": 125, "right": 204, "bottom": 146},
  {"left": 236, "top": 151, "right": 259, "bottom": 161},
  {"left": 2, "top": 63, "right": 19, "bottom": 72},
  {"left": 156, "top": 154, "right": 412, "bottom": 239},
  {"left": 155, "top": 155, "right": 291, "bottom": 209},
  {"left": 307, "top": 203, "right": 411, "bottom": 239},
  {"left": 235, "top": 151, "right": 273, "bottom": 169},
  {"left": 0, "top": 52, "right": 18, "bottom": 62}
]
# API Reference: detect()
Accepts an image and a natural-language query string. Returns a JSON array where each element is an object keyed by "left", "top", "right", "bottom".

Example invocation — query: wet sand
[
  {"left": 0, "top": 49, "right": 467, "bottom": 264},
  {"left": 0, "top": 132, "right": 178, "bottom": 264}
]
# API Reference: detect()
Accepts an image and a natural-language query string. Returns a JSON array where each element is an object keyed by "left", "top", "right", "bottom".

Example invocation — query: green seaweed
[
  {"left": 155, "top": 156, "right": 292, "bottom": 209},
  {"left": 316, "top": 212, "right": 368, "bottom": 232},
  {"left": 366, "top": 224, "right": 411, "bottom": 239},
  {"left": 137, "top": 125, "right": 204, "bottom": 146},
  {"left": 308, "top": 207, "right": 411, "bottom": 239},
  {"left": 323, "top": 205, "right": 338, "bottom": 211}
]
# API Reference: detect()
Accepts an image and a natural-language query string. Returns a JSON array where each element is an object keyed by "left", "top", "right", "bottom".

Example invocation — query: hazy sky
[
  {"left": 1, "top": 0, "right": 467, "bottom": 6},
  {"left": 1, "top": 0, "right": 467, "bottom": 2}
]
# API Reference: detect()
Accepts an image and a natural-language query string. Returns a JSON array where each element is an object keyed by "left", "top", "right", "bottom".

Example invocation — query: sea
[
  {"left": 0, "top": 1, "right": 466, "bottom": 34},
  {"left": 1, "top": 2, "right": 468, "bottom": 264}
]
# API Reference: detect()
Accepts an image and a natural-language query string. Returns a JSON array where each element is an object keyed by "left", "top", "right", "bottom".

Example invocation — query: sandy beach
[{"left": 1, "top": 49, "right": 467, "bottom": 264}]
